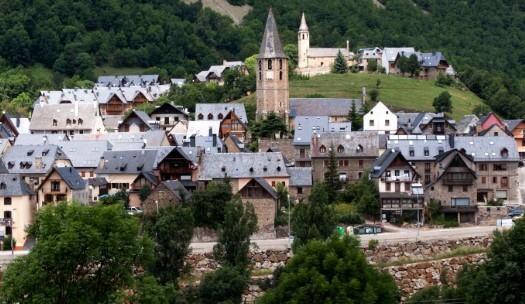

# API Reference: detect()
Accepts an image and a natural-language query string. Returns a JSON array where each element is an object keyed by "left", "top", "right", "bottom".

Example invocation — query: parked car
[
  {"left": 127, "top": 206, "right": 143, "bottom": 215},
  {"left": 508, "top": 209, "right": 524, "bottom": 218}
]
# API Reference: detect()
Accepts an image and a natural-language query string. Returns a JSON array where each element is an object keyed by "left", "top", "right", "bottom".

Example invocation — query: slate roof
[
  {"left": 299, "top": 12, "right": 308, "bottom": 31},
  {"left": 102, "top": 115, "right": 122, "bottom": 130},
  {"left": 54, "top": 167, "right": 87, "bottom": 190},
  {"left": 420, "top": 52, "right": 447, "bottom": 67},
  {"left": 88, "top": 177, "right": 108, "bottom": 186},
  {"left": 154, "top": 146, "right": 197, "bottom": 168},
  {"left": 0, "top": 174, "right": 34, "bottom": 196},
  {"left": 190, "top": 136, "right": 224, "bottom": 154},
  {"left": 294, "top": 116, "right": 329, "bottom": 145},
  {"left": 477, "top": 124, "right": 512, "bottom": 137},
  {"left": 258, "top": 9, "right": 286, "bottom": 59},
  {"left": 359, "top": 47, "right": 382, "bottom": 59},
  {"left": 95, "top": 150, "right": 158, "bottom": 174},
  {"left": 1, "top": 145, "right": 68, "bottom": 175},
  {"left": 195, "top": 103, "right": 247, "bottom": 123},
  {"left": 150, "top": 103, "right": 189, "bottom": 117},
  {"left": 456, "top": 114, "right": 479, "bottom": 134},
  {"left": 94, "top": 85, "right": 170, "bottom": 104},
  {"left": 227, "top": 134, "right": 249, "bottom": 152},
  {"left": 72, "top": 131, "right": 168, "bottom": 148},
  {"left": 386, "top": 135, "right": 450, "bottom": 161},
  {"left": 96, "top": 75, "right": 160, "bottom": 87},
  {"left": 396, "top": 112, "right": 421, "bottom": 130},
  {"left": 57, "top": 140, "right": 111, "bottom": 168},
  {"left": 383, "top": 47, "right": 416, "bottom": 62},
  {"left": 36, "top": 89, "right": 98, "bottom": 106},
  {"left": 308, "top": 48, "right": 353, "bottom": 58},
  {"left": 7, "top": 116, "right": 30, "bottom": 134},
  {"left": 198, "top": 152, "right": 289, "bottom": 179},
  {"left": 504, "top": 119, "right": 523, "bottom": 132},
  {"left": 119, "top": 110, "right": 156, "bottom": 130},
  {"left": 310, "top": 132, "right": 380, "bottom": 158},
  {"left": 452, "top": 136, "right": 519, "bottom": 162},
  {"left": 187, "top": 120, "right": 221, "bottom": 137},
  {"left": 15, "top": 134, "right": 69, "bottom": 146},
  {"left": 0, "top": 140, "right": 9, "bottom": 158},
  {"left": 162, "top": 180, "right": 191, "bottom": 201},
  {"left": 290, "top": 98, "right": 362, "bottom": 117},
  {"left": 371, "top": 148, "right": 403, "bottom": 178},
  {"left": 288, "top": 167, "right": 313, "bottom": 187},
  {"left": 170, "top": 78, "right": 186, "bottom": 87},
  {"left": 240, "top": 177, "right": 277, "bottom": 199},
  {"left": 30, "top": 103, "right": 99, "bottom": 131}
]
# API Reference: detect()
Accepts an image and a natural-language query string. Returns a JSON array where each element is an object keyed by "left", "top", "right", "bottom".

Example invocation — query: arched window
[
  {"left": 258, "top": 60, "right": 262, "bottom": 71},
  {"left": 78, "top": 118, "right": 83, "bottom": 125},
  {"left": 66, "top": 119, "right": 71, "bottom": 125},
  {"left": 218, "top": 113, "right": 224, "bottom": 120},
  {"left": 279, "top": 59, "right": 283, "bottom": 69},
  {"left": 207, "top": 113, "right": 213, "bottom": 120},
  {"left": 337, "top": 145, "right": 345, "bottom": 153},
  {"left": 268, "top": 59, "right": 272, "bottom": 70},
  {"left": 197, "top": 113, "right": 204, "bottom": 120},
  {"left": 279, "top": 71, "right": 283, "bottom": 80},
  {"left": 302, "top": 34, "right": 305, "bottom": 39},
  {"left": 319, "top": 145, "right": 326, "bottom": 153}
]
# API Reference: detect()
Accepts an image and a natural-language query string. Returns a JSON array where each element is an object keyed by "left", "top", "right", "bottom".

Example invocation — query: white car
[{"left": 127, "top": 206, "right": 143, "bottom": 215}]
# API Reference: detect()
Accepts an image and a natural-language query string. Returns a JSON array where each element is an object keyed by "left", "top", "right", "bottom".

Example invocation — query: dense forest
[{"left": 0, "top": 0, "right": 524, "bottom": 117}]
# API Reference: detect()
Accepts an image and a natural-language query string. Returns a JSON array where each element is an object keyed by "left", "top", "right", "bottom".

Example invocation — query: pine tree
[
  {"left": 324, "top": 144, "right": 341, "bottom": 203},
  {"left": 347, "top": 100, "right": 362, "bottom": 130},
  {"left": 331, "top": 50, "right": 348, "bottom": 74}
]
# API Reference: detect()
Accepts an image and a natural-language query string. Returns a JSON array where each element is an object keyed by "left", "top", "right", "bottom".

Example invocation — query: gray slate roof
[
  {"left": 258, "top": 9, "right": 286, "bottom": 59},
  {"left": 30, "top": 103, "right": 99, "bottom": 131},
  {"left": 308, "top": 48, "right": 353, "bottom": 58},
  {"left": 241, "top": 178, "right": 277, "bottom": 199},
  {"left": 386, "top": 135, "right": 450, "bottom": 161},
  {"left": 452, "top": 136, "right": 519, "bottom": 162},
  {"left": 162, "top": 180, "right": 191, "bottom": 201},
  {"left": 288, "top": 167, "right": 313, "bottom": 186},
  {"left": 8, "top": 116, "right": 30, "bottom": 134},
  {"left": 294, "top": 116, "right": 329, "bottom": 145},
  {"left": 504, "top": 119, "right": 523, "bottom": 132},
  {"left": 57, "top": 140, "right": 112, "bottom": 168},
  {"left": 199, "top": 152, "right": 289, "bottom": 179},
  {"left": 54, "top": 167, "right": 87, "bottom": 190},
  {"left": 1, "top": 145, "right": 68, "bottom": 175},
  {"left": 420, "top": 52, "right": 447, "bottom": 67},
  {"left": 96, "top": 75, "right": 160, "bottom": 87},
  {"left": 457, "top": 115, "right": 479, "bottom": 134},
  {"left": 72, "top": 131, "right": 168, "bottom": 149},
  {"left": 95, "top": 150, "right": 158, "bottom": 174},
  {"left": 383, "top": 47, "right": 416, "bottom": 62},
  {"left": 290, "top": 98, "right": 362, "bottom": 117},
  {"left": 0, "top": 174, "right": 34, "bottom": 196},
  {"left": 371, "top": 148, "right": 403, "bottom": 178},
  {"left": 195, "top": 103, "right": 247, "bottom": 123},
  {"left": 15, "top": 134, "right": 69, "bottom": 146},
  {"left": 310, "top": 132, "right": 380, "bottom": 158}
]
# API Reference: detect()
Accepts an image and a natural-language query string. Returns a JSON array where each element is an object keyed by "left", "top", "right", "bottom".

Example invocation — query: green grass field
[{"left": 289, "top": 73, "right": 484, "bottom": 121}]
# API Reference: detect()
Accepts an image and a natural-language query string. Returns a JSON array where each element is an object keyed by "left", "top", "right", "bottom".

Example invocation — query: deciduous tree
[{"left": 433, "top": 91, "right": 453, "bottom": 113}]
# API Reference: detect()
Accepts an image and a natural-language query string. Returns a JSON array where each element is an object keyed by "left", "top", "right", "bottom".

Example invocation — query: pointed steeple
[
  {"left": 299, "top": 12, "right": 308, "bottom": 32},
  {"left": 258, "top": 8, "right": 286, "bottom": 59}
]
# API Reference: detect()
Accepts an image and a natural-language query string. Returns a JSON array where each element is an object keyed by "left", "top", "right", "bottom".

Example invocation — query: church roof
[
  {"left": 258, "top": 8, "right": 286, "bottom": 59},
  {"left": 308, "top": 48, "right": 353, "bottom": 58},
  {"left": 299, "top": 12, "right": 308, "bottom": 31}
]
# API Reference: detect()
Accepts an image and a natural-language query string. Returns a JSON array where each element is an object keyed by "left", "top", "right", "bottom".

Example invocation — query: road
[{"left": 190, "top": 225, "right": 506, "bottom": 253}]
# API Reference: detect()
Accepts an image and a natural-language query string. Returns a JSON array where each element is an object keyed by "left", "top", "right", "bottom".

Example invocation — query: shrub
[
  {"left": 368, "top": 239, "right": 379, "bottom": 250},
  {"left": 199, "top": 266, "right": 248, "bottom": 304},
  {"left": 2, "top": 235, "right": 15, "bottom": 251},
  {"left": 487, "top": 198, "right": 504, "bottom": 206},
  {"left": 334, "top": 203, "right": 364, "bottom": 225},
  {"left": 274, "top": 214, "right": 289, "bottom": 227}
]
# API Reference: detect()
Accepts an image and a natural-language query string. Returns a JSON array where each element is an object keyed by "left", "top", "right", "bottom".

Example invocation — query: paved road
[{"left": 190, "top": 225, "right": 506, "bottom": 253}]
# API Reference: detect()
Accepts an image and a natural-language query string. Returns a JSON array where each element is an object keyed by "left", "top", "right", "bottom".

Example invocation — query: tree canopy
[
  {"left": 1, "top": 202, "right": 152, "bottom": 303},
  {"left": 433, "top": 91, "right": 453, "bottom": 113},
  {"left": 332, "top": 50, "right": 349, "bottom": 74},
  {"left": 258, "top": 235, "right": 399, "bottom": 304},
  {"left": 251, "top": 112, "right": 287, "bottom": 139}
]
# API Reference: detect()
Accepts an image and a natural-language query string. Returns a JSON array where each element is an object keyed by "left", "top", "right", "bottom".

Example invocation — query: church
[{"left": 296, "top": 13, "right": 355, "bottom": 76}]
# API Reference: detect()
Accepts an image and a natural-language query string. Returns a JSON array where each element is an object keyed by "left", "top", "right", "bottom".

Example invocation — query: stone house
[
  {"left": 289, "top": 98, "right": 362, "bottom": 126},
  {"left": 287, "top": 167, "right": 312, "bottom": 201},
  {"left": 129, "top": 172, "right": 158, "bottom": 208},
  {"left": 0, "top": 173, "right": 35, "bottom": 249},
  {"left": 118, "top": 110, "right": 158, "bottom": 133},
  {"left": 453, "top": 136, "right": 519, "bottom": 203},
  {"left": 381, "top": 47, "right": 416, "bottom": 74},
  {"left": 238, "top": 177, "right": 278, "bottom": 232},
  {"left": 195, "top": 103, "right": 248, "bottom": 124},
  {"left": 363, "top": 102, "right": 398, "bottom": 134},
  {"left": 371, "top": 148, "right": 422, "bottom": 223},
  {"left": 504, "top": 119, "right": 525, "bottom": 159},
  {"left": 425, "top": 149, "right": 478, "bottom": 223},
  {"left": 142, "top": 180, "right": 191, "bottom": 216},
  {"left": 37, "top": 167, "right": 88, "bottom": 207},
  {"left": 310, "top": 132, "right": 380, "bottom": 184},
  {"left": 357, "top": 47, "right": 383, "bottom": 72},
  {"left": 224, "top": 134, "right": 249, "bottom": 153},
  {"left": 155, "top": 147, "right": 198, "bottom": 186}
]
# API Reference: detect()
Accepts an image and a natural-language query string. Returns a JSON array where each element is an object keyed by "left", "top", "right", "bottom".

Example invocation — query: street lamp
[
  {"left": 411, "top": 184, "right": 423, "bottom": 239},
  {"left": 11, "top": 208, "right": 16, "bottom": 260},
  {"left": 154, "top": 200, "right": 159, "bottom": 215}
]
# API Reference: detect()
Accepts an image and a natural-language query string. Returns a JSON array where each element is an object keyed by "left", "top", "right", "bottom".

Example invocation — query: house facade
[
  {"left": 37, "top": 167, "right": 88, "bottom": 207},
  {"left": 363, "top": 102, "right": 398, "bottom": 134}
]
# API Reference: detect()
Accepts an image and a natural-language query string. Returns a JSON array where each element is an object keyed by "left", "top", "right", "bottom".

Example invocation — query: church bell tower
[
  {"left": 256, "top": 8, "right": 289, "bottom": 126},
  {"left": 297, "top": 12, "right": 309, "bottom": 69}
]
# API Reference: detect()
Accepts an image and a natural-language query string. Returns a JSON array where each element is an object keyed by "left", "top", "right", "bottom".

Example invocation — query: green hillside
[{"left": 289, "top": 74, "right": 483, "bottom": 120}]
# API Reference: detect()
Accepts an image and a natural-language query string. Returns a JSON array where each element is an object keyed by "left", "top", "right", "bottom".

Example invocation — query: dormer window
[
  {"left": 356, "top": 145, "right": 363, "bottom": 153},
  {"left": 73, "top": 119, "right": 76, "bottom": 124},
  {"left": 27, "top": 150, "right": 34, "bottom": 156},
  {"left": 501, "top": 148, "right": 509, "bottom": 158},
  {"left": 207, "top": 113, "right": 213, "bottom": 120},
  {"left": 319, "top": 145, "right": 326, "bottom": 153},
  {"left": 197, "top": 113, "right": 204, "bottom": 120},
  {"left": 53, "top": 119, "right": 57, "bottom": 126},
  {"left": 66, "top": 119, "right": 71, "bottom": 125},
  {"left": 0, "top": 182, "right": 6, "bottom": 190},
  {"left": 218, "top": 113, "right": 224, "bottom": 120},
  {"left": 42, "top": 149, "right": 49, "bottom": 156},
  {"left": 78, "top": 118, "right": 83, "bottom": 125},
  {"left": 337, "top": 145, "right": 344, "bottom": 153}
]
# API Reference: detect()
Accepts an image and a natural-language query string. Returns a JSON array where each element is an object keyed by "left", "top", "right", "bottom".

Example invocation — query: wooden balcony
[{"left": 442, "top": 178, "right": 474, "bottom": 185}]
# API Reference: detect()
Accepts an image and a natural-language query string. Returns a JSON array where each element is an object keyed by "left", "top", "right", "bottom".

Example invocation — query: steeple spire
[
  {"left": 258, "top": 8, "right": 286, "bottom": 59},
  {"left": 299, "top": 12, "right": 308, "bottom": 32}
]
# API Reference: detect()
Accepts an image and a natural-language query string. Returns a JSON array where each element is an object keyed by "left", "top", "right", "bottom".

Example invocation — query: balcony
[
  {"left": 441, "top": 205, "right": 478, "bottom": 213},
  {"left": 382, "top": 201, "right": 423, "bottom": 210},
  {"left": 442, "top": 178, "right": 474, "bottom": 185},
  {"left": 296, "top": 152, "right": 310, "bottom": 160},
  {"left": 383, "top": 175, "right": 412, "bottom": 182}
]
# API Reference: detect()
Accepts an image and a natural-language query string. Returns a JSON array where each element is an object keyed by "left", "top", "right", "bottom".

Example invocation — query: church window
[
  {"left": 279, "top": 59, "right": 283, "bottom": 69},
  {"left": 279, "top": 71, "right": 283, "bottom": 80},
  {"left": 52, "top": 119, "right": 57, "bottom": 126},
  {"left": 258, "top": 60, "right": 262, "bottom": 70},
  {"left": 268, "top": 59, "right": 272, "bottom": 70},
  {"left": 302, "top": 34, "right": 305, "bottom": 39},
  {"left": 259, "top": 72, "right": 262, "bottom": 80}
]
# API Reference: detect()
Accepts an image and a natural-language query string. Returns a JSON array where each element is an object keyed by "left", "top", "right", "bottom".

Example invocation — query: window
[
  {"left": 4, "top": 197, "right": 12, "bottom": 205},
  {"left": 502, "top": 177, "right": 508, "bottom": 187},
  {"left": 279, "top": 59, "right": 283, "bottom": 69},
  {"left": 51, "top": 181, "right": 60, "bottom": 192},
  {"left": 0, "top": 182, "right": 6, "bottom": 190},
  {"left": 319, "top": 145, "right": 326, "bottom": 153},
  {"left": 409, "top": 148, "right": 414, "bottom": 156},
  {"left": 424, "top": 148, "right": 429, "bottom": 156},
  {"left": 279, "top": 71, "right": 283, "bottom": 80},
  {"left": 338, "top": 160, "right": 349, "bottom": 167},
  {"left": 337, "top": 145, "right": 344, "bottom": 153},
  {"left": 493, "top": 176, "right": 498, "bottom": 184},
  {"left": 386, "top": 183, "right": 391, "bottom": 191},
  {"left": 394, "top": 170, "right": 400, "bottom": 176},
  {"left": 66, "top": 119, "right": 71, "bottom": 125},
  {"left": 463, "top": 185, "right": 468, "bottom": 192},
  {"left": 356, "top": 145, "right": 363, "bottom": 153},
  {"left": 395, "top": 183, "right": 400, "bottom": 192},
  {"left": 451, "top": 198, "right": 470, "bottom": 206},
  {"left": 369, "top": 120, "right": 375, "bottom": 126},
  {"left": 297, "top": 187, "right": 303, "bottom": 194},
  {"left": 493, "top": 164, "right": 507, "bottom": 171},
  {"left": 324, "top": 160, "right": 329, "bottom": 167},
  {"left": 448, "top": 185, "right": 453, "bottom": 192},
  {"left": 405, "top": 183, "right": 411, "bottom": 192},
  {"left": 359, "top": 160, "right": 364, "bottom": 168},
  {"left": 494, "top": 132, "right": 499, "bottom": 136},
  {"left": 385, "top": 120, "right": 390, "bottom": 126},
  {"left": 164, "top": 117, "right": 169, "bottom": 124},
  {"left": 207, "top": 113, "right": 213, "bottom": 120},
  {"left": 300, "top": 149, "right": 306, "bottom": 158},
  {"left": 52, "top": 119, "right": 57, "bottom": 126},
  {"left": 339, "top": 172, "right": 347, "bottom": 181},
  {"left": 479, "top": 164, "right": 488, "bottom": 171},
  {"left": 481, "top": 176, "right": 486, "bottom": 184},
  {"left": 501, "top": 148, "right": 508, "bottom": 158},
  {"left": 358, "top": 172, "right": 363, "bottom": 179},
  {"left": 218, "top": 113, "right": 224, "bottom": 120},
  {"left": 268, "top": 59, "right": 272, "bottom": 70},
  {"left": 197, "top": 113, "right": 203, "bottom": 120}
]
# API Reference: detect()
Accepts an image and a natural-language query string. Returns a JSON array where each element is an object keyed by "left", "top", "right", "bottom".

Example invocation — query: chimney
[
  {"left": 43, "top": 135, "right": 47, "bottom": 145},
  {"left": 223, "top": 59, "right": 227, "bottom": 66},
  {"left": 212, "top": 134, "right": 217, "bottom": 147},
  {"left": 448, "top": 134, "right": 455, "bottom": 148},
  {"left": 346, "top": 40, "right": 350, "bottom": 52},
  {"left": 74, "top": 102, "right": 79, "bottom": 117},
  {"left": 16, "top": 113, "right": 20, "bottom": 128},
  {"left": 190, "top": 135, "right": 196, "bottom": 147},
  {"left": 208, "top": 126, "right": 213, "bottom": 137}
]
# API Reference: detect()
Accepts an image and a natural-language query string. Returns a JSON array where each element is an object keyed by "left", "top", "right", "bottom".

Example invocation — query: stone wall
[
  {"left": 476, "top": 205, "right": 510, "bottom": 226},
  {"left": 257, "top": 139, "right": 295, "bottom": 163}
]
